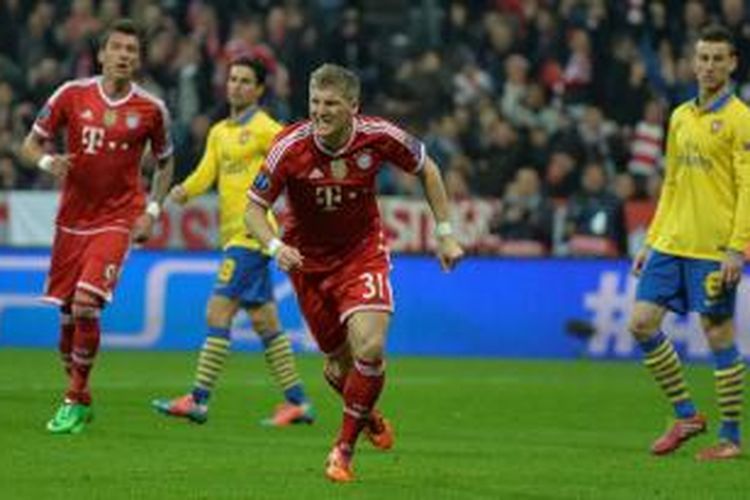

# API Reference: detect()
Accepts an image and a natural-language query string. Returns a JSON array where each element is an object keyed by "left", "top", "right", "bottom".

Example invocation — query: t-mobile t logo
[{"left": 82, "top": 125, "right": 105, "bottom": 154}]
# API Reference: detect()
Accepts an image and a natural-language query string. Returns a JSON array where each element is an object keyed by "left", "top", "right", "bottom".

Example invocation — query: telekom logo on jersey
[
  {"left": 82, "top": 125, "right": 105, "bottom": 154},
  {"left": 316, "top": 185, "right": 342, "bottom": 211}
]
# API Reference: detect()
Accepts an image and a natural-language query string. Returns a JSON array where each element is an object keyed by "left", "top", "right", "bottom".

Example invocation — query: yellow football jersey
[
  {"left": 181, "top": 108, "right": 282, "bottom": 250},
  {"left": 647, "top": 91, "right": 750, "bottom": 261}
]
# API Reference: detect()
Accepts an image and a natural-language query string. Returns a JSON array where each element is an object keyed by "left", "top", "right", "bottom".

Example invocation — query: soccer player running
[
  {"left": 151, "top": 58, "right": 314, "bottom": 426},
  {"left": 245, "top": 63, "right": 464, "bottom": 482},
  {"left": 629, "top": 25, "right": 750, "bottom": 461},
  {"left": 21, "top": 19, "right": 174, "bottom": 434}
]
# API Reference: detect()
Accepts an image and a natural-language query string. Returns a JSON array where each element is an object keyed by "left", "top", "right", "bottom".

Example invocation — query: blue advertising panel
[{"left": 1, "top": 249, "right": 749, "bottom": 359}]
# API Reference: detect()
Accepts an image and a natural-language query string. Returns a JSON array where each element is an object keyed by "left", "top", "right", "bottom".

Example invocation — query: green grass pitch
[{"left": 0, "top": 350, "right": 746, "bottom": 499}]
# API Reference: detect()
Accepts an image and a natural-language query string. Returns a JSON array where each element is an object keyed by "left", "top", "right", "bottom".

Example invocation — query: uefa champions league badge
[
  {"left": 356, "top": 152, "right": 373, "bottom": 170},
  {"left": 253, "top": 172, "right": 270, "bottom": 191},
  {"left": 330, "top": 159, "right": 348, "bottom": 180},
  {"left": 36, "top": 105, "right": 51, "bottom": 121},
  {"left": 126, "top": 112, "right": 140, "bottom": 129},
  {"left": 103, "top": 109, "right": 117, "bottom": 128}
]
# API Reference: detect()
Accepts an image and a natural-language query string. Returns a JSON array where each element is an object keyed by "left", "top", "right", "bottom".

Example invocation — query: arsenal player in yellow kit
[
  {"left": 152, "top": 58, "right": 314, "bottom": 427},
  {"left": 629, "top": 25, "right": 750, "bottom": 461}
]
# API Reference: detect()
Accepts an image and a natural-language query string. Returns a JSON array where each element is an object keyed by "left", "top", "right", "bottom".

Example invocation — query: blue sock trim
[
  {"left": 208, "top": 326, "right": 231, "bottom": 340},
  {"left": 719, "top": 421, "right": 741, "bottom": 445},
  {"left": 674, "top": 399, "right": 697, "bottom": 419},
  {"left": 283, "top": 384, "right": 307, "bottom": 406},
  {"left": 713, "top": 345, "right": 740, "bottom": 369},
  {"left": 259, "top": 330, "right": 283, "bottom": 349},
  {"left": 638, "top": 331, "right": 667, "bottom": 354},
  {"left": 192, "top": 387, "right": 211, "bottom": 404}
]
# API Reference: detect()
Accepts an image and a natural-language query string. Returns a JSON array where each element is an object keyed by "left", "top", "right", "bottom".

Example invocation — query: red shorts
[
  {"left": 290, "top": 252, "right": 393, "bottom": 354},
  {"left": 43, "top": 227, "right": 131, "bottom": 305}
]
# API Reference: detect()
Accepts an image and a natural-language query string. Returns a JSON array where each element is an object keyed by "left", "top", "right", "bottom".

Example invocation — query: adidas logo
[{"left": 308, "top": 168, "right": 324, "bottom": 179}]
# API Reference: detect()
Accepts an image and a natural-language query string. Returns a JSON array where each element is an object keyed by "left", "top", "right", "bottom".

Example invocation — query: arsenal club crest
[
  {"left": 239, "top": 130, "right": 250, "bottom": 144},
  {"left": 103, "top": 109, "right": 117, "bottom": 128},
  {"left": 126, "top": 112, "right": 140, "bottom": 129},
  {"left": 711, "top": 120, "right": 723, "bottom": 134},
  {"left": 330, "top": 159, "right": 348, "bottom": 180}
]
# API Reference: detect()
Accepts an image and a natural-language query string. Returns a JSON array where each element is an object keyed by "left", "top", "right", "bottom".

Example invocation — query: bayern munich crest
[
  {"left": 126, "top": 112, "right": 141, "bottom": 129},
  {"left": 356, "top": 152, "right": 373, "bottom": 170}
]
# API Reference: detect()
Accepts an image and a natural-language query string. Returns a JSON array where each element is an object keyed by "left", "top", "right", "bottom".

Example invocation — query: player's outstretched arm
[
  {"left": 132, "top": 156, "right": 174, "bottom": 244},
  {"left": 417, "top": 156, "right": 464, "bottom": 271},
  {"left": 245, "top": 199, "right": 303, "bottom": 272},
  {"left": 20, "top": 130, "right": 73, "bottom": 179}
]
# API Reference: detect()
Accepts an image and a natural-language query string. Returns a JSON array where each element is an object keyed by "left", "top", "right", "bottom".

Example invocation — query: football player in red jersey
[
  {"left": 21, "top": 18, "right": 174, "bottom": 434},
  {"left": 246, "top": 63, "right": 463, "bottom": 482}
]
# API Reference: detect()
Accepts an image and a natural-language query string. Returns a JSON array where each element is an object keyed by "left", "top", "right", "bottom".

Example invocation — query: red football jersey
[
  {"left": 249, "top": 115, "right": 425, "bottom": 272},
  {"left": 33, "top": 76, "right": 173, "bottom": 230}
]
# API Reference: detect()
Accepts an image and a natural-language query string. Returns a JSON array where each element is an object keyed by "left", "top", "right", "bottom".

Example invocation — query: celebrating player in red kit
[
  {"left": 21, "top": 19, "right": 174, "bottom": 434},
  {"left": 245, "top": 63, "right": 464, "bottom": 482}
]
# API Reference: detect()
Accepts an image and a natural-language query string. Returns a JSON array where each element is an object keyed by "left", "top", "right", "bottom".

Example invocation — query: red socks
[
  {"left": 59, "top": 309, "right": 75, "bottom": 376},
  {"left": 337, "top": 358, "right": 385, "bottom": 450},
  {"left": 65, "top": 317, "right": 101, "bottom": 405}
]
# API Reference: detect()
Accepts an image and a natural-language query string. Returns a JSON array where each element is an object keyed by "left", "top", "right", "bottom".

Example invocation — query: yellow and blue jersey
[
  {"left": 647, "top": 89, "right": 750, "bottom": 261},
  {"left": 181, "top": 107, "right": 282, "bottom": 251}
]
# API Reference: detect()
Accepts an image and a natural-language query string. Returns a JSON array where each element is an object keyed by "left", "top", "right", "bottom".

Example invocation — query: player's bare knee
[
  {"left": 248, "top": 305, "right": 280, "bottom": 334},
  {"left": 206, "top": 298, "right": 235, "bottom": 328},
  {"left": 246, "top": 302, "right": 281, "bottom": 332},
  {"left": 628, "top": 313, "right": 660, "bottom": 341},
  {"left": 701, "top": 316, "right": 734, "bottom": 350},
  {"left": 71, "top": 291, "right": 101, "bottom": 318},
  {"left": 351, "top": 334, "right": 386, "bottom": 361}
]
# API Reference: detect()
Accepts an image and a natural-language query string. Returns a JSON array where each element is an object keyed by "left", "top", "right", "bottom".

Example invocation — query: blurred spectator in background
[
  {"left": 564, "top": 162, "right": 627, "bottom": 257},
  {"left": 613, "top": 172, "right": 637, "bottom": 203},
  {"left": 471, "top": 117, "right": 526, "bottom": 198},
  {"left": 492, "top": 167, "right": 554, "bottom": 255},
  {"left": 0, "top": 152, "right": 17, "bottom": 189},
  {"left": 2, "top": 1, "right": 750, "bottom": 257},
  {"left": 628, "top": 99, "right": 665, "bottom": 180}
]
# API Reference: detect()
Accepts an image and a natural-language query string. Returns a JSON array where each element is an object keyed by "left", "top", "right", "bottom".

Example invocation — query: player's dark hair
[
  {"left": 100, "top": 18, "right": 144, "bottom": 51},
  {"left": 698, "top": 24, "right": 736, "bottom": 53},
  {"left": 229, "top": 57, "right": 268, "bottom": 86}
]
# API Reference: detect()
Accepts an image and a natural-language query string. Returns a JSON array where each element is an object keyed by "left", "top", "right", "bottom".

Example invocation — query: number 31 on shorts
[{"left": 360, "top": 272, "right": 390, "bottom": 300}]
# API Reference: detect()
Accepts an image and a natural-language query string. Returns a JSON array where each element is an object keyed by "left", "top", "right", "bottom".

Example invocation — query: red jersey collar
[
  {"left": 96, "top": 76, "right": 135, "bottom": 107},
  {"left": 313, "top": 117, "right": 358, "bottom": 157}
]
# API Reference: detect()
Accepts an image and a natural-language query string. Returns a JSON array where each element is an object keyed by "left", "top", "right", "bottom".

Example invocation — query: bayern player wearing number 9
[
  {"left": 21, "top": 19, "right": 174, "bottom": 434},
  {"left": 245, "top": 63, "right": 464, "bottom": 482}
]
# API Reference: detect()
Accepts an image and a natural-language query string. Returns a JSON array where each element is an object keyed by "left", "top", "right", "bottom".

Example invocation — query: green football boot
[{"left": 46, "top": 401, "right": 94, "bottom": 434}]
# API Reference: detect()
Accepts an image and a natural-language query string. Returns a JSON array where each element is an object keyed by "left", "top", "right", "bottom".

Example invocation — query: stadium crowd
[{"left": 2, "top": 0, "right": 750, "bottom": 255}]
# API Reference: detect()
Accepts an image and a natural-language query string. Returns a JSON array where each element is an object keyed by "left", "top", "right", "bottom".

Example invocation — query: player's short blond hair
[{"left": 309, "top": 64, "right": 360, "bottom": 103}]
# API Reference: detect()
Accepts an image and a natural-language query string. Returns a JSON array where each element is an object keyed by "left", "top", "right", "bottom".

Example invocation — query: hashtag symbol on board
[{"left": 583, "top": 271, "right": 637, "bottom": 356}]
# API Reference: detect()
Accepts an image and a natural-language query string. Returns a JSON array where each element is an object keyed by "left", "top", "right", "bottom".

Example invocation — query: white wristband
[
  {"left": 145, "top": 201, "right": 161, "bottom": 219},
  {"left": 435, "top": 221, "right": 453, "bottom": 237},
  {"left": 267, "top": 238, "right": 283, "bottom": 257},
  {"left": 38, "top": 154, "right": 54, "bottom": 172}
]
